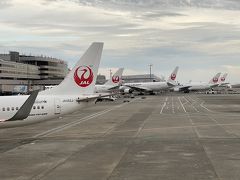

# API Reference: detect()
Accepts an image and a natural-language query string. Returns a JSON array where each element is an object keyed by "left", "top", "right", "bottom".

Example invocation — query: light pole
[
  {"left": 27, "top": 64, "right": 30, "bottom": 94},
  {"left": 109, "top": 69, "right": 112, "bottom": 79},
  {"left": 149, "top": 64, "right": 153, "bottom": 81}
]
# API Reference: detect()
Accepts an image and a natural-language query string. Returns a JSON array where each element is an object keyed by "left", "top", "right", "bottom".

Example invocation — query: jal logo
[
  {"left": 74, "top": 66, "right": 93, "bottom": 87},
  {"left": 171, "top": 73, "right": 176, "bottom": 80},
  {"left": 213, "top": 77, "right": 218, "bottom": 83},
  {"left": 221, "top": 77, "right": 225, "bottom": 82},
  {"left": 112, "top": 76, "right": 120, "bottom": 83}
]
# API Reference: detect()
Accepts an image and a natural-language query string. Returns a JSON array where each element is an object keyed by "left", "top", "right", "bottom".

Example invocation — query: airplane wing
[
  {"left": 6, "top": 90, "right": 39, "bottom": 121},
  {"left": 125, "top": 85, "right": 152, "bottom": 92},
  {"left": 178, "top": 86, "right": 192, "bottom": 92},
  {"left": 108, "top": 85, "right": 120, "bottom": 90},
  {"left": 219, "top": 83, "right": 229, "bottom": 86},
  {"left": 210, "top": 84, "right": 219, "bottom": 88},
  {"left": 76, "top": 92, "right": 119, "bottom": 103}
]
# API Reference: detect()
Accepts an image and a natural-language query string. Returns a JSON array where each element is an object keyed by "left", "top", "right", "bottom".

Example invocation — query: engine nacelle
[
  {"left": 226, "top": 84, "right": 232, "bottom": 89},
  {"left": 124, "top": 88, "right": 133, "bottom": 94},
  {"left": 173, "top": 87, "right": 180, "bottom": 92}
]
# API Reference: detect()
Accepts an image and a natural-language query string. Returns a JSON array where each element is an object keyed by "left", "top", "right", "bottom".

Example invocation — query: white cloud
[{"left": 0, "top": 0, "right": 240, "bottom": 83}]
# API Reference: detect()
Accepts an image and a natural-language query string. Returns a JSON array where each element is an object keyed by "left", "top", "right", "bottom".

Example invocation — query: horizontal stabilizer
[{"left": 125, "top": 85, "right": 151, "bottom": 92}]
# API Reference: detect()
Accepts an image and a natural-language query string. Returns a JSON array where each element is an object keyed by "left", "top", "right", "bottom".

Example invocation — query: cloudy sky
[{"left": 0, "top": 0, "right": 240, "bottom": 83}]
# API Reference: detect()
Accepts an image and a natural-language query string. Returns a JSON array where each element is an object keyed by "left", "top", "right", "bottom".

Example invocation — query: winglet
[{"left": 6, "top": 90, "right": 39, "bottom": 121}]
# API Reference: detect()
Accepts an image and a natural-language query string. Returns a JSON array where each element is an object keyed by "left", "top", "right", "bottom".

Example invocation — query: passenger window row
[
  {"left": 1, "top": 107, "right": 19, "bottom": 111},
  {"left": 33, "top": 106, "right": 44, "bottom": 110},
  {"left": 1, "top": 106, "right": 44, "bottom": 111}
]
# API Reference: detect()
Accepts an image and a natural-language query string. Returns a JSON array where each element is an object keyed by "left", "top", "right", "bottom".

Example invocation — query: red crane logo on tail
[
  {"left": 213, "top": 77, "right": 218, "bottom": 83},
  {"left": 171, "top": 74, "right": 176, "bottom": 81},
  {"left": 112, "top": 76, "right": 120, "bottom": 83},
  {"left": 74, "top": 66, "right": 94, "bottom": 87},
  {"left": 221, "top": 77, "right": 225, "bottom": 82}
]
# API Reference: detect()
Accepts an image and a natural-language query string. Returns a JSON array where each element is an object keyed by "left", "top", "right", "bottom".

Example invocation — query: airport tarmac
[{"left": 0, "top": 94, "right": 240, "bottom": 180}]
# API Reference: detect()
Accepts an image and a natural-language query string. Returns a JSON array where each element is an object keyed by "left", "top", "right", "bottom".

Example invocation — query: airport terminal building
[
  {"left": 0, "top": 51, "right": 68, "bottom": 95},
  {"left": 122, "top": 74, "right": 162, "bottom": 83}
]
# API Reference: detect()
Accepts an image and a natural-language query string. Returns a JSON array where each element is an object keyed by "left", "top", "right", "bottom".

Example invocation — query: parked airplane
[
  {"left": 95, "top": 68, "right": 124, "bottom": 93},
  {"left": 0, "top": 42, "right": 105, "bottom": 124},
  {"left": 120, "top": 66, "right": 179, "bottom": 94},
  {"left": 177, "top": 72, "right": 221, "bottom": 93}
]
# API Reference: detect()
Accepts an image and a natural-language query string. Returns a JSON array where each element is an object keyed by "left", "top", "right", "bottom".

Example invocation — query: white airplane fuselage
[
  {"left": 125, "top": 81, "right": 169, "bottom": 91},
  {"left": 186, "top": 82, "right": 212, "bottom": 91},
  {"left": 0, "top": 95, "right": 93, "bottom": 122}
]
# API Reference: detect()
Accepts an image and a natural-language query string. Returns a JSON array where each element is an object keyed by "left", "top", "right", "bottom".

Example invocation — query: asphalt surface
[{"left": 0, "top": 94, "right": 240, "bottom": 180}]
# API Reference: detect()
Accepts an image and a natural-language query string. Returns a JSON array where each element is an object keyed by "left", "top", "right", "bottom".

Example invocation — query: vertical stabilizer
[
  {"left": 41, "top": 42, "right": 104, "bottom": 95},
  {"left": 220, "top": 73, "right": 228, "bottom": 83},
  {"left": 209, "top": 72, "right": 221, "bottom": 84},
  {"left": 105, "top": 68, "right": 124, "bottom": 86},
  {"left": 167, "top": 66, "right": 179, "bottom": 84}
]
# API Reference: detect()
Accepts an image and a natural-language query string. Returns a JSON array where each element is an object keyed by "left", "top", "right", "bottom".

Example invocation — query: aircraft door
[{"left": 54, "top": 98, "right": 61, "bottom": 114}]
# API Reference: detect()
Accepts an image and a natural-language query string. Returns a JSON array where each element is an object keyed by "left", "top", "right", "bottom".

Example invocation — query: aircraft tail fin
[
  {"left": 41, "top": 42, "right": 103, "bottom": 95},
  {"left": 167, "top": 66, "right": 179, "bottom": 85},
  {"left": 105, "top": 68, "right": 124, "bottom": 86},
  {"left": 209, "top": 72, "right": 221, "bottom": 84},
  {"left": 220, "top": 73, "right": 228, "bottom": 83}
]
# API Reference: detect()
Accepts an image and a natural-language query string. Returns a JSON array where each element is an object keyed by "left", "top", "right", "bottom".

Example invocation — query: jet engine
[{"left": 124, "top": 88, "right": 133, "bottom": 94}]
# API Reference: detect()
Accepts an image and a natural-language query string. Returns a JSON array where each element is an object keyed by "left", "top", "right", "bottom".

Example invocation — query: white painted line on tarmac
[
  {"left": 192, "top": 105, "right": 200, "bottom": 113},
  {"left": 188, "top": 96, "right": 196, "bottom": 102},
  {"left": 184, "top": 96, "right": 199, "bottom": 113},
  {"left": 33, "top": 107, "right": 116, "bottom": 138},
  {"left": 160, "top": 102, "right": 166, "bottom": 114},
  {"left": 178, "top": 97, "right": 187, "bottom": 113},
  {"left": 183, "top": 96, "right": 190, "bottom": 104},
  {"left": 34, "top": 99, "right": 138, "bottom": 138},
  {"left": 200, "top": 102, "right": 213, "bottom": 112},
  {"left": 112, "top": 122, "right": 240, "bottom": 134},
  {"left": 171, "top": 97, "right": 175, "bottom": 114}
]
